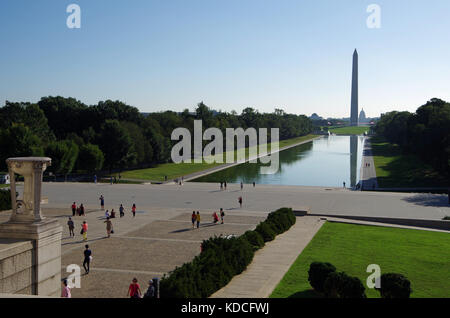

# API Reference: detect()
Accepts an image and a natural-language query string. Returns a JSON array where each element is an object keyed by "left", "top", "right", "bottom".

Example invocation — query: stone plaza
[{"left": 1, "top": 178, "right": 449, "bottom": 297}]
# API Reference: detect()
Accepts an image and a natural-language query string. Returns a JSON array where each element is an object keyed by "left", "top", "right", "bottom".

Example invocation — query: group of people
[
  {"left": 71, "top": 202, "right": 85, "bottom": 216},
  {"left": 220, "top": 181, "right": 256, "bottom": 191},
  {"left": 103, "top": 204, "right": 137, "bottom": 219},
  {"left": 191, "top": 208, "right": 226, "bottom": 229},
  {"left": 67, "top": 195, "right": 139, "bottom": 242},
  {"left": 67, "top": 217, "right": 89, "bottom": 241},
  {"left": 127, "top": 277, "right": 156, "bottom": 298}
]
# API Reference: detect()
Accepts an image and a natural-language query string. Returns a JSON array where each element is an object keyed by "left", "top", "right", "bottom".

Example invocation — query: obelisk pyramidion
[{"left": 350, "top": 49, "right": 359, "bottom": 126}]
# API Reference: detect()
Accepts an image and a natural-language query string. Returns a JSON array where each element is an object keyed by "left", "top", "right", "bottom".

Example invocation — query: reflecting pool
[{"left": 192, "top": 135, "right": 365, "bottom": 188}]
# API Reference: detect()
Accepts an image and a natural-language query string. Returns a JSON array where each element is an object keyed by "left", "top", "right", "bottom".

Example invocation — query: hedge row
[
  {"left": 160, "top": 207, "right": 296, "bottom": 298},
  {"left": 308, "top": 262, "right": 366, "bottom": 298},
  {"left": 308, "top": 262, "right": 412, "bottom": 298},
  {"left": 0, "top": 189, "right": 12, "bottom": 211}
]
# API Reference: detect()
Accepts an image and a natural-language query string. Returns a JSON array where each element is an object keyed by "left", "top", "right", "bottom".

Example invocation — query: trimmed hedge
[
  {"left": 308, "top": 262, "right": 337, "bottom": 293},
  {"left": 243, "top": 230, "right": 265, "bottom": 250},
  {"left": 308, "top": 262, "right": 366, "bottom": 298},
  {"left": 160, "top": 207, "right": 296, "bottom": 298},
  {"left": 324, "top": 271, "right": 366, "bottom": 298},
  {"left": 255, "top": 221, "right": 276, "bottom": 242},
  {"left": 376, "top": 273, "right": 412, "bottom": 298},
  {"left": 0, "top": 189, "right": 13, "bottom": 211}
]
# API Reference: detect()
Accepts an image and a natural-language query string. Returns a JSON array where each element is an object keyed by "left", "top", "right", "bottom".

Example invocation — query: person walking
[
  {"left": 224, "top": 181, "right": 227, "bottom": 190},
  {"left": 61, "top": 279, "right": 71, "bottom": 298},
  {"left": 191, "top": 211, "right": 196, "bottom": 229},
  {"left": 67, "top": 217, "right": 75, "bottom": 237},
  {"left": 220, "top": 182, "right": 223, "bottom": 190},
  {"left": 238, "top": 196, "right": 242, "bottom": 208},
  {"left": 119, "top": 204, "right": 125, "bottom": 217},
  {"left": 240, "top": 181, "right": 243, "bottom": 191},
  {"left": 343, "top": 182, "right": 346, "bottom": 189},
  {"left": 82, "top": 244, "right": 92, "bottom": 274},
  {"left": 81, "top": 221, "right": 88, "bottom": 241},
  {"left": 99, "top": 195, "right": 105, "bottom": 210},
  {"left": 132, "top": 204, "right": 136, "bottom": 218},
  {"left": 104, "top": 217, "right": 113, "bottom": 238},
  {"left": 71, "top": 202, "right": 76, "bottom": 216},
  {"left": 143, "top": 280, "right": 155, "bottom": 298},
  {"left": 253, "top": 182, "right": 255, "bottom": 188},
  {"left": 80, "top": 204, "right": 85, "bottom": 216},
  {"left": 105, "top": 209, "right": 110, "bottom": 219},
  {"left": 127, "top": 278, "right": 142, "bottom": 298},
  {"left": 220, "top": 208, "right": 225, "bottom": 224},
  {"left": 196, "top": 211, "right": 201, "bottom": 229},
  {"left": 110, "top": 209, "right": 116, "bottom": 218},
  {"left": 94, "top": 174, "right": 97, "bottom": 184}
]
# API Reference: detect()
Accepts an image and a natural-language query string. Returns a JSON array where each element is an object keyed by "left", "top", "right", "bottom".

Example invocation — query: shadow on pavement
[{"left": 403, "top": 194, "right": 450, "bottom": 207}]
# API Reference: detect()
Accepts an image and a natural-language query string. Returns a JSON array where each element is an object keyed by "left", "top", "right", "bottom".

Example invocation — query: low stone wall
[{"left": 0, "top": 238, "right": 34, "bottom": 294}]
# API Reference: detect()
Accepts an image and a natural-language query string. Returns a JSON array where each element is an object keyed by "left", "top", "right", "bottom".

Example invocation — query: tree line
[
  {"left": 0, "top": 96, "right": 312, "bottom": 176},
  {"left": 374, "top": 98, "right": 450, "bottom": 179}
]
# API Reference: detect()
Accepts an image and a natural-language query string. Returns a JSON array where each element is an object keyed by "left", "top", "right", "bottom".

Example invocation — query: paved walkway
[
  {"left": 360, "top": 137, "right": 378, "bottom": 191},
  {"left": 211, "top": 216, "right": 325, "bottom": 298},
  {"left": 36, "top": 182, "right": 450, "bottom": 220}
]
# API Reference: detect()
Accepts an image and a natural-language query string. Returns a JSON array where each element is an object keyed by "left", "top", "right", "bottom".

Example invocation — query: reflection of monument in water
[{"left": 350, "top": 135, "right": 358, "bottom": 187}]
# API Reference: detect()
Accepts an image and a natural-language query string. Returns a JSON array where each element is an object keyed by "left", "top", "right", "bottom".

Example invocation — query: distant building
[
  {"left": 310, "top": 113, "right": 323, "bottom": 120},
  {"left": 359, "top": 108, "right": 367, "bottom": 123}
]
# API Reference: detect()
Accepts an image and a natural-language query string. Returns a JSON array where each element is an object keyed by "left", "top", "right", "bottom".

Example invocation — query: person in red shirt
[
  {"left": 71, "top": 202, "right": 76, "bottom": 216},
  {"left": 127, "top": 278, "right": 142, "bottom": 298},
  {"left": 132, "top": 204, "right": 136, "bottom": 218}
]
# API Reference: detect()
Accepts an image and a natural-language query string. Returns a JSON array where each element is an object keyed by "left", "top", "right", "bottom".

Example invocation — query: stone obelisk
[{"left": 350, "top": 49, "right": 359, "bottom": 126}]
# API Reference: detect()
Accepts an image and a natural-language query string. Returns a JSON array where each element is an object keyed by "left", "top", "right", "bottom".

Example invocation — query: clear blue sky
[{"left": 1, "top": 0, "right": 449, "bottom": 118}]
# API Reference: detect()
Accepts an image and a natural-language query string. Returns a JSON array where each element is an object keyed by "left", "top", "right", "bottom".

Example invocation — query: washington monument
[{"left": 350, "top": 49, "right": 359, "bottom": 126}]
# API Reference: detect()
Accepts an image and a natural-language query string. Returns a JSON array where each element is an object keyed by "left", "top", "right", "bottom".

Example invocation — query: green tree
[
  {"left": 97, "top": 120, "right": 137, "bottom": 170},
  {"left": 0, "top": 124, "right": 44, "bottom": 170},
  {"left": 77, "top": 143, "right": 104, "bottom": 172},
  {"left": 45, "top": 140, "right": 79, "bottom": 177}
]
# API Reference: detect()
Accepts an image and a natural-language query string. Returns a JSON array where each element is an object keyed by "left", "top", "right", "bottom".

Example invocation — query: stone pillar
[{"left": 0, "top": 157, "right": 62, "bottom": 297}]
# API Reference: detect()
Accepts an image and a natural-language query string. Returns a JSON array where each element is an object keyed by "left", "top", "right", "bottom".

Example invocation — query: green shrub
[
  {"left": 308, "top": 262, "right": 336, "bottom": 293},
  {"left": 160, "top": 207, "right": 297, "bottom": 298},
  {"left": 338, "top": 274, "right": 366, "bottom": 298},
  {"left": 376, "top": 273, "right": 412, "bottom": 298},
  {"left": 243, "top": 230, "right": 265, "bottom": 250},
  {"left": 160, "top": 236, "right": 254, "bottom": 298},
  {"left": 0, "top": 189, "right": 13, "bottom": 211},
  {"left": 266, "top": 207, "right": 296, "bottom": 234},
  {"left": 255, "top": 221, "right": 276, "bottom": 242},
  {"left": 323, "top": 271, "right": 347, "bottom": 298}
]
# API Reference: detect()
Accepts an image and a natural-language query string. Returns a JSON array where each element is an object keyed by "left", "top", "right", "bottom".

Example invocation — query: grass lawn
[
  {"left": 121, "top": 134, "right": 318, "bottom": 181},
  {"left": 329, "top": 126, "right": 370, "bottom": 135},
  {"left": 0, "top": 184, "right": 9, "bottom": 189},
  {"left": 270, "top": 222, "right": 450, "bottom": 298},
  {"left": 371, "top": 137, "right": 448, "bottom": 188}
]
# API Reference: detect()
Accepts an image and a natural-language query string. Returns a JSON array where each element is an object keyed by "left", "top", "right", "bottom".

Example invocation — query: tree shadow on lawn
[{"left": 287, "top": 289, "right": 323, "bottom": 298}]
